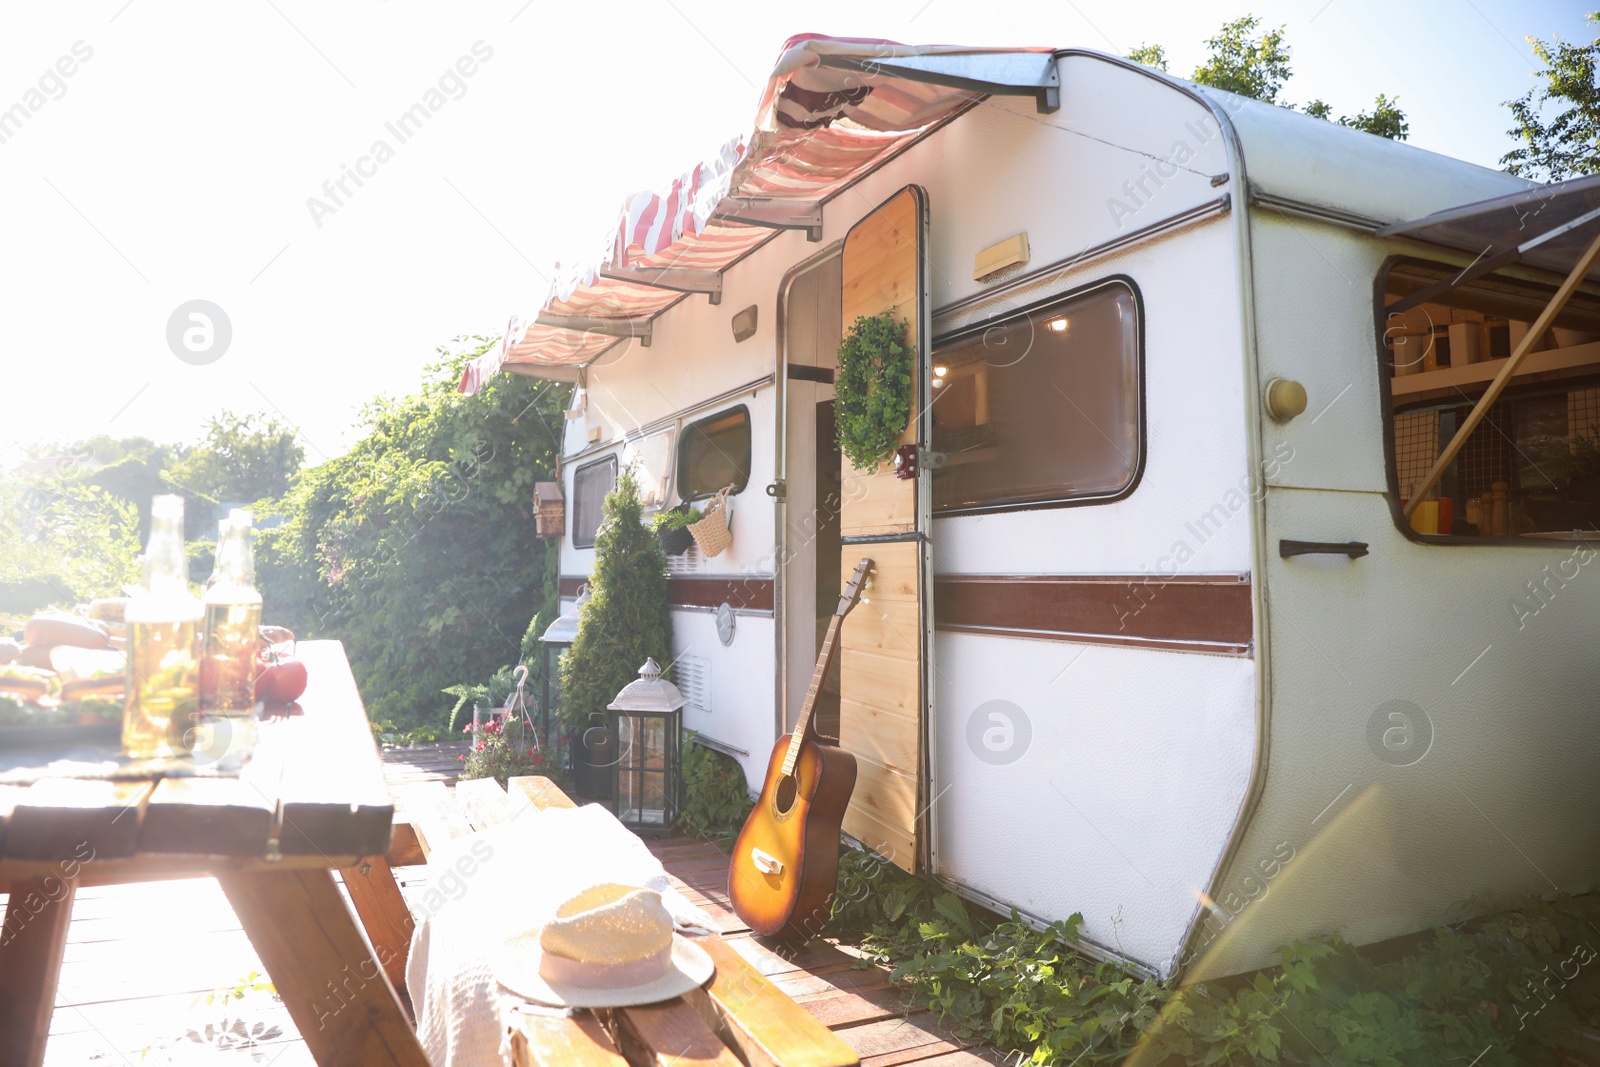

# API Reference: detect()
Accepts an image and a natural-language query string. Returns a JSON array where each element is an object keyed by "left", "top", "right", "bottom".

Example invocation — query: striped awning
[{"left": 459, "top": 34, "right": 1058, "bottom": 393}]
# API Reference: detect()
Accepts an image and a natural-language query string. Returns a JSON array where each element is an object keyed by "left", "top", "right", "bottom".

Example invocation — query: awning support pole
[{"left": 1402, "top": 226, "right": 1600, "bottom": 519}]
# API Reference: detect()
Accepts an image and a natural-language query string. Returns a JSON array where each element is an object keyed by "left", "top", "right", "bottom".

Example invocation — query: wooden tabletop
[
  {"left": 0, "top": 640, "right": 427, "bottom": 1067},
  {"left": 0, "top": 639, "right": 394, "bottom": 885}
]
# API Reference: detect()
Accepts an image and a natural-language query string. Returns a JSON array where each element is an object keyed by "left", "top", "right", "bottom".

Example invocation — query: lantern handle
[{"left": 503, "top": 664, "right": 538, "bottom": 753}]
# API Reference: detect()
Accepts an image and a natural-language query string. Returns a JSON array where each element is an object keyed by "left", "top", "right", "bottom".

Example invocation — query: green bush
[
  {"left": 0, "top": 477, "right": 140, "bottom": 606},
  {"left": 679, "top": 736, "right": 752, "bottom": 842},
  {"left": 255, "top": 337, "right": 566, "bottom": 731},
  {"left": 828, "top": 848, "right": 1600, "bottom": 1065},
  {"left": 557, "top": 467, "right": 671, "bottom": 733}
]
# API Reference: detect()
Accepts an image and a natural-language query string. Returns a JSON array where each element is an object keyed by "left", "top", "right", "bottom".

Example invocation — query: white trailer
[{"left": 463, "top": 35, "right": 1600, "bottom": 981}]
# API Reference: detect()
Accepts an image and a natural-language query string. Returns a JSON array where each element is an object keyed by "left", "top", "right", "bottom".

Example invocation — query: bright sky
[{"left": 0, "top": 0, "right": 1590, "bottom": 465}]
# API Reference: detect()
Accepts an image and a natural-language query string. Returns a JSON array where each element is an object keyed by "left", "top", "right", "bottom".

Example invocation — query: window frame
[
  {"left": 570, "top": 454, "right": 618, "bottom": 549},
  {"left": 929, "top": 274, "right": 1147, "bottom": 518},
  {"left": 1374, "top": 253, "right": 1600, "bottom": 549},
  {"left": 676, "top": 404, "right": 752, "bottom": 502}
]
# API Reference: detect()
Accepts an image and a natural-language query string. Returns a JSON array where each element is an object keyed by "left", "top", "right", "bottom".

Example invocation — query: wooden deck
[
  {"left": 641, "top": 835, "right": 1000, "bottom": 1066},
  {"left": 20, "top": 740, "right": 998, "bottom": 1066}
]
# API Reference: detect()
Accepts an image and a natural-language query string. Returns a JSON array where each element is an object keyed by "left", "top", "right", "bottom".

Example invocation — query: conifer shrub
[{"left": 557, "top": 467, "right": 672, "bottom": 732}]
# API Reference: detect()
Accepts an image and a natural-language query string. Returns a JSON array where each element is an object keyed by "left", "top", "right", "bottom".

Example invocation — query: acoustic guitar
[{"left": 729, "top": 558, "right": 872, "bottom": 939}]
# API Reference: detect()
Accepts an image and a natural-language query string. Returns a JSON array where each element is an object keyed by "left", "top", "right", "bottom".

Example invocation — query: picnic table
[
  {"left": 0, "top": 639, "right": 865, "bottom": 1067},
  {"left": 0, "top": 640, "right": 426, "bottom": 1067}
]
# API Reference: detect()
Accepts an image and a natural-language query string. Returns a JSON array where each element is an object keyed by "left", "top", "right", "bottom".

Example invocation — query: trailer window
[
  {"left": 624, "top": 429, "right": 674, "bottom": 508},
  {"left": 931, "top": 282, "right": 1142, "bottom": 513},
  {"left": 571, "top": 455, "right": 617, "bottom": 548},
  {"left": 678, "top": 406, "right": 751, "bottom": 500},
  {"left": 1381, "top": 259, "right": 1600, "bottom": 541}
]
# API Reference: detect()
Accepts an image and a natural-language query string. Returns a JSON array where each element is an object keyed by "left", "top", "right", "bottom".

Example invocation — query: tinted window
[
  {"left": 932, "top": 283, "right": 1141, "bottom": 513},
  {"left": 571, "top": 456, "right": 617, "bottom": 548},
  {"left": 678, "top": 406, "right": 751, "bottom": 500}
]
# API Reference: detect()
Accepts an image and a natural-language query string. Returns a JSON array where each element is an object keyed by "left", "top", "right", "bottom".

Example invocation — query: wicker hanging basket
[{"left": 688, "top": 486, "right": 733, "bottom": 557}]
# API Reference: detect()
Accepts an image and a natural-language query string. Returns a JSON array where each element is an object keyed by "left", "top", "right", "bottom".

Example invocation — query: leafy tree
[
  {"left": 1127, "top": 15, "right": 1409, "bottom": 140},
  {"left": 1190, "top": 15, "right": 1293, "bottom": 103},
  {"left": 1124, "top": 43, "right": 1167, "bottom": 72},
  {"left": 87, "top": 454, "right": 171, "bottom": 540},
  {"left": 0, "top": 474, "right": 141, "bottom": 609},
  {"left": 68, "top": 434, "right": 172, "bottom": 469},
  {"left": 1504, "top": 12, "right": 1600, "bottom": 180},
  {"left": 557, "top": 466, "right": 672, "bottom": 732},
  {"left": 165, "top": 411, "right": 305, "bottom": 507},
  {"left": 1339, "top": 93, "right": 1410, "bottom": 140},
  {"left": 255, "top": 337, "right": 567, "bottom": 730}
]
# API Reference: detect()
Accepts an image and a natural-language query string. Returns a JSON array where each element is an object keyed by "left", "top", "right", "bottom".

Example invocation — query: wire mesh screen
[
  {"left": 1394, "top": 409, "right": 1439, "bottom": 499},
  {"left": 1394, "top": 382, "right": 1600, "bottom": 535},
  {"left": 1570, "top": 387, "right": 1600, "bottom": 445}
]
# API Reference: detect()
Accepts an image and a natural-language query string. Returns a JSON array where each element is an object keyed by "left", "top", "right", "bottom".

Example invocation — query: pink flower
[{"left": 528, "top": 747, "right": 536, "bottom": 755}]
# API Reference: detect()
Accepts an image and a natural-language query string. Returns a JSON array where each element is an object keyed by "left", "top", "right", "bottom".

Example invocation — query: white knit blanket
[{"left": 405, "top": 803, "right": 714, "bottom": 1067}]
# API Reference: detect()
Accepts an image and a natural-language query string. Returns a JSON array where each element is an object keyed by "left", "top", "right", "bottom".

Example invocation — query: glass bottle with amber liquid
[
  {"left": 202, "top": 512, "right": 262, "bottom": 713},
  {"left": 122, "top": 495, "right": 203, "bottom": 759}
]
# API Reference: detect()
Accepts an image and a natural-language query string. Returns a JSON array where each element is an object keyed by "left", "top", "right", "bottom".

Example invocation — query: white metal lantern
[{"left": 606, "top": 657, "right": 684, "bottom": 835}]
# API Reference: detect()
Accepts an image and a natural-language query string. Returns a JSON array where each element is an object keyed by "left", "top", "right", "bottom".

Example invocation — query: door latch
[{"left": 766, "top": 480, "right": 786, "bottom": 501}]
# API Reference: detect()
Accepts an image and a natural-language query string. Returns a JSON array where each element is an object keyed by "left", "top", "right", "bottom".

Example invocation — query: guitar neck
[{"left": 782, "top": 612, "right": 845, "bottom": 775}]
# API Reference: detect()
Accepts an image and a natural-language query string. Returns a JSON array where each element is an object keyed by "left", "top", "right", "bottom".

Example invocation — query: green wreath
[{"left": 835, "top": 311, "right": 914, "bottom": 472}]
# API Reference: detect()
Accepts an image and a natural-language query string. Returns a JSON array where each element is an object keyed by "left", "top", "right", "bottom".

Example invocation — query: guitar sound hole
[{"left": 773, "top": 774, "right": 799, "bottom": 816}]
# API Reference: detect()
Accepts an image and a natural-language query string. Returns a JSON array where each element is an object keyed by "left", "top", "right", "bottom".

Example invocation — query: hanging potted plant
[
  {"left": 651, "top": 503, "right": 702, "bottom": 556},
  {"left": 835, "top": 311, "right": 914, "bottom": 471}
]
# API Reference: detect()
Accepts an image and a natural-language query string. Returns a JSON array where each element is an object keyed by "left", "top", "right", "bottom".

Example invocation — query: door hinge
[
  {"left": 893, "top": 446, "right": 947, "bottom": 480},
  {"left": 766, "top": 480, "right": 786, "bottom": 501}
]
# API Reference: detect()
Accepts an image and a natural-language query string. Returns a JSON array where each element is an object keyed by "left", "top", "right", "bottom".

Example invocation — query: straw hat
[{"left": 491, "top": 883, "right": 714, "bottom": 1008}]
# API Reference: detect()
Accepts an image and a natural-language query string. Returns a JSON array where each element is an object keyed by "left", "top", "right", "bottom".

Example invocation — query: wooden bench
[{"left": 344, "top": 775, "right": 860, "bottom": 1067}]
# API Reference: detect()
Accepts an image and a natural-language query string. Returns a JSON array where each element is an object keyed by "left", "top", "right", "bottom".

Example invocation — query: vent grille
[
  {"left": 675, "top": 654, "right": 711, "bottom": 714},
  {"left": 666, "top": 544, "right": 702, "bottom": 573}
]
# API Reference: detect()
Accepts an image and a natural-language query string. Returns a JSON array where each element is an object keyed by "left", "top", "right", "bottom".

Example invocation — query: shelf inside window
[{"left": 1391, "top": 340, "right": 1600, "bottom": 398}]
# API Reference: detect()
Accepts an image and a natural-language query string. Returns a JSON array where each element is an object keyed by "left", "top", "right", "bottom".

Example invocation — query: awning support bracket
[
  {"left": 534, "top": 313, "right": 653, "bottom": 348},
  {"left": 816, "top": 51, "right": 1061, "bottom": 114},
  {"left": 715, "top": 197, "right": 825, "bottom": 242},
  {"left": 599, "top": 266, "right": 724, "bottom": 305}
]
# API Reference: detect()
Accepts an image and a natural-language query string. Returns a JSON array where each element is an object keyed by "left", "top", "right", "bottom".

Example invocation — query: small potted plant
[{"left": 652, "top": 503, "right": 702, "bottom": 556}]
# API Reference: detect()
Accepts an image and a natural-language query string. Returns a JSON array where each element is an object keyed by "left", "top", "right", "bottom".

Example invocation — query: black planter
[
  {"left": 573, "top": 724, "right": 616, "bottom": 799},
  {"left": 658, "top": 524, "right": 694, "bottom": 556}
]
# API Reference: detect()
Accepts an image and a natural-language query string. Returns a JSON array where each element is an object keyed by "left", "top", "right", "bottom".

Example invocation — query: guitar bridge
[{"left": 750, "top": 847, "right": 785, "bottom": 875}]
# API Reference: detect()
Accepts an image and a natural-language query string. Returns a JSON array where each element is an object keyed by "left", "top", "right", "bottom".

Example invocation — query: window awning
[
  {"left": 458, "top": 34, "right": 1058, "bottom": 394},
  {"left": 1378, "top": 174, "right": 1600, "bottom": 314}
]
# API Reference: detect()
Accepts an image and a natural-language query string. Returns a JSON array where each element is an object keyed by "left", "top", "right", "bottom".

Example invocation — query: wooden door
[{"left": 837, "top": 187, "right": 930, "bottom": 874}]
